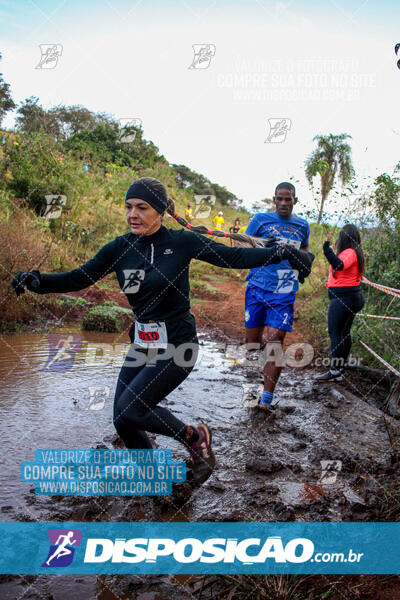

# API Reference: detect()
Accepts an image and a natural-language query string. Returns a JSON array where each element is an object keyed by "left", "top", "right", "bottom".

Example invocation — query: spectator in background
[
  {"left": 316, "top": 224, "right": 365, "bottom": 381},
  {"left": 229, "top": 218, "right": 241, "bottom": 246},
  {"left": 229, "top": 218, "right": 241, "bottom": 234},
  {"left": 185, "top": 204, "right": 194, "bottom": 223},
  {"left": 213, "top": 211, "right": 224, "bottom": 230}
]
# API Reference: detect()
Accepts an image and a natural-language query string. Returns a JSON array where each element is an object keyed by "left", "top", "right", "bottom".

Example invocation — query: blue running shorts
[{"left": 244, "top": 284, "right": 294, "bottom": 332}]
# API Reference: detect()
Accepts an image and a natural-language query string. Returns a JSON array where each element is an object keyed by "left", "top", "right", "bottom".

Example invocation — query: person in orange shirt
[{"left": 316, "top": 224, "right": 365, "bottom": 381}]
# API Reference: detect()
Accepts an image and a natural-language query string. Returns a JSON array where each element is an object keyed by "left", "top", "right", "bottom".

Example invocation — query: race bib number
[
  {"left": 276, "top": 236, "right": 301, "bottom": 249},
  {"left": 134, "top": 321, "right": 168, "bottom": 349},
  {"left": 275, "top": 269, "right": 299, "bottom": 294}
]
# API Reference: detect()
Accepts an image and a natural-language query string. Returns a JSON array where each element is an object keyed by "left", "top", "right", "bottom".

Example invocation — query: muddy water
[
  {"left": 0, "top": 328, "right": 255, "bottom": 518},
  {"left": 0, "top": 328, "right": 398, "bottom": 599}
]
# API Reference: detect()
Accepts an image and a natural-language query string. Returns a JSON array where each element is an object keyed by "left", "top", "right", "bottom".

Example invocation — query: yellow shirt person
[
  {"left": 185, "top": 204, "right": 193, "bottom": 222},
  {"left": 213, "top": 212, "right": 224, "bottom": 230}
]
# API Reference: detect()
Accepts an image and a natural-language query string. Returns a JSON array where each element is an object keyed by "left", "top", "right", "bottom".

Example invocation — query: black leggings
[
  {"left": 113, "top": 344, "right": 198, "bottom": 449},
  {"left": 327, "top": 287, "right": 365, "bottom": 369}
]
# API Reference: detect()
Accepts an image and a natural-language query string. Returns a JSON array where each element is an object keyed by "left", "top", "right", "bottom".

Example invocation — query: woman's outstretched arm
[
  {"left": 185, "top": 230, "right": 283, "bottom": 269},
  {"left": 21, "top": 239, "right": 118, "bottom": 294}
]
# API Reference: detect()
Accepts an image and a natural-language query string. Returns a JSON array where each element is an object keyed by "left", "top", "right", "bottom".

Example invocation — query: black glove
[
  {"left": 261, "top": 242, "right": 288, "bottom": 265},
  {"left": 261, "top": 236, "right": 278, "bottom": 249},
  {"left": 280, "top": 246, "right": 315, "bottom": 282},
  {"left": 11, "top": 270, "right": 42, "bottom": 296}
]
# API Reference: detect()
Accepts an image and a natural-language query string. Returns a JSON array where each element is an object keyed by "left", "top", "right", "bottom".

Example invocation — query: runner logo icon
[
  {"left": 121, "top": 270, "right": 145, "bottom": 294},
  {"left": 194, "top": 195, "right": 216, "bottom": 219},
  {"left": 87, "top": 386, "right": 111, "bottom": 410},
  {"left": 36, "top": 44, "right": 63, "bottom": 69},
  {"left": 43, "top": 194, "right": 67, "bottom": 219},
  {"left": 188, "top": 44, "right": 216, "bottom": 70},
  {"left": 265, "top": 118, "right": 291, "bottom": 143},
  {"left": 42, "top": 529, "right": 82, "bottom": 567},
  {"left": 42, "top": 334, "right": 82, "bottom": 372}
]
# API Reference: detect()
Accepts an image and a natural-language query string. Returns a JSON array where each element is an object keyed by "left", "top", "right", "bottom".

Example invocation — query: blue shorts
[{"left": 244, "top": 285, "right": 294, "bottom": 332}]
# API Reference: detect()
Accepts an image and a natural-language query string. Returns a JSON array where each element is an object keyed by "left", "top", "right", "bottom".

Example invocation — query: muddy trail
[{"left": 0, "top": 324, "right": 399, "bottom": 599}]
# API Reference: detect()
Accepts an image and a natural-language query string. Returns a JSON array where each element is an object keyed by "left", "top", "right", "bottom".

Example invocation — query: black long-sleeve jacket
[{"left": 38, "top": 226, "right": 284, "bottom": 342}]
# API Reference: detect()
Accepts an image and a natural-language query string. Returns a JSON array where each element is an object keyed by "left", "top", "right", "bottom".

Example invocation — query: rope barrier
[
  {"left": 357, "top": 313, "right": 400, "bottom": 321},
  {"left": 167, "top": 206, "right": 276, "bottom": 248},
  {"left": 360, "top": 341, "right": 400, "bottom": 378},
  {"left": 362, "top": 277, "right": 400, "bottom": 299}
]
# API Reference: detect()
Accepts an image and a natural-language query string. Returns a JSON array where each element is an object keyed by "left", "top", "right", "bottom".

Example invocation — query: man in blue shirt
[{"left": 244, "top": 182, "right": 311, "bottom": 411}]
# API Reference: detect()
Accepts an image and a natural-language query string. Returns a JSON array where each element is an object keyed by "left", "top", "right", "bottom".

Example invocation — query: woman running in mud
[
  {"left": 316, "top": 224, "right": 365, "bottom": 382},
  {"left": 11, "top": 177, "right": 310, "bottom": 484}
]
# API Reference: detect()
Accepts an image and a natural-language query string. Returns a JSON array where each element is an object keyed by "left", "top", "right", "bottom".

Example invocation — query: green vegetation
[
  {"left": 173, "top": 163, "right": 246, "bottom": 211},
  {"left": 0, "top": 55, "right": 398, "bottom": 371},
  {"left": 55, "top": 294, "right": 91, "bottom": 307},
  {"left": 82, "top": 301, "right": 132, "bottom": 333}
]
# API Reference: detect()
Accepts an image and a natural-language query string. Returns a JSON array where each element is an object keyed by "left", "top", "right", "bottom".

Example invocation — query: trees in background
[
  {"left": 13, "top": 97, "right": 163, "bottom": 170},
  {"left": 305, "top": 133, "right": 355, "bottom": 224},
  {"left": 173, "top": 163, "right": 237, "bottom": 207},
  {"left": 15, "top": 97, "right": 113, "bottom": 138},
  {"left": 0, "top": 53, "right": 16, "bottom": 125},
  {"left": 251, "top": 198, "right": 274, "bottom": 213}
]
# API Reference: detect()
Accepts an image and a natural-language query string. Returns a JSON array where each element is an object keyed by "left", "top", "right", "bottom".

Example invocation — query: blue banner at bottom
[{"left": 0, "top": 522, "right": 398, "bottom": 574}]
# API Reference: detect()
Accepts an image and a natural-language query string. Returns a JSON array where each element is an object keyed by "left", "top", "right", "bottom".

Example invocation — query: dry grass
[{"left": 0, "top": 208, "right": 56, "bottom": 330}]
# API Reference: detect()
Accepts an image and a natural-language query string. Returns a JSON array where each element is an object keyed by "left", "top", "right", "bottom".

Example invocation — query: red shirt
[{"left": 326, "top": 248, "right": 362, "bottom": 287}]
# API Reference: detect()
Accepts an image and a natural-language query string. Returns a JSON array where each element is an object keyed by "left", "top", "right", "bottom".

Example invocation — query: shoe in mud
[
  {"left": 315, "top": 369, "right": 343, "bottom": 382},
  {"left": 188, "top": 424, "right": 215, "bottom": 484},
  {"left": 255, "top": 399, "right": 279, "bottom": 414}
]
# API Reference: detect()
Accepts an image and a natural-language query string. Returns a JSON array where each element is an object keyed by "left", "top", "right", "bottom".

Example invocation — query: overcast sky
[{"left": 1, "top": 0, "right": 399, "bottom": 217}]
